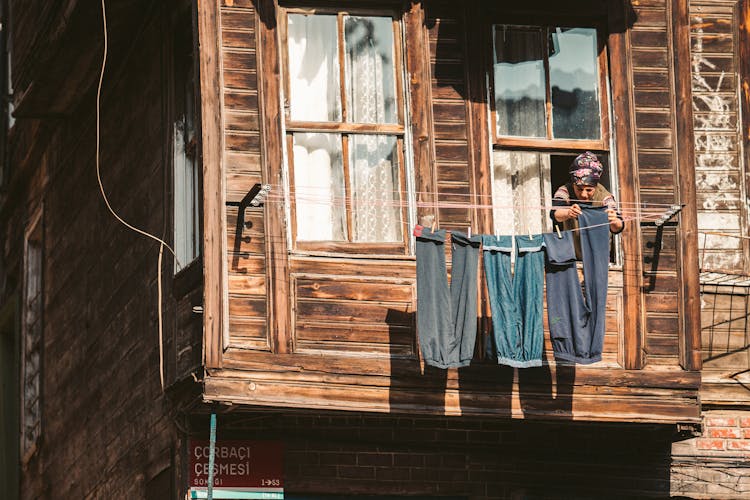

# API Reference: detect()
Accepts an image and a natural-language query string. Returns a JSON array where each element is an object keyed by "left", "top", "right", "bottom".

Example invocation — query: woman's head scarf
[{"left": 569, "top": 151, "right": 603, "bottom": 186}]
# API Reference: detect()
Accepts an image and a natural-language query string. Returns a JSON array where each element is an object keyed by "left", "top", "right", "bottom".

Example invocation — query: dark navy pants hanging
[
  {"left": 544, "top": 206, "right": 610, "bottom": 364},
  {"left": 415, "top": 228, "right": 481, "bottom": 369}
]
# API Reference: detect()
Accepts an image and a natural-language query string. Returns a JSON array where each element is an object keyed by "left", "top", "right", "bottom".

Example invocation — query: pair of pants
[
  {"left": 544, "top": 206, "right": 610, "bottom": 364},
  {"left": 415, "top": 228, "right": 481, "bottom": 368},
  {"left": 482, "top": 234, "right": 545, "bottom": 368}
]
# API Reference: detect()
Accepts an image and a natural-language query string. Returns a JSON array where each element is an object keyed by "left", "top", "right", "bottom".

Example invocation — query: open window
[
  {"left": 489, "top": 19, "right": 617, "bottom": 251},
  {"left": 280, "top": 7, "right": 411, "bottom": 255}
]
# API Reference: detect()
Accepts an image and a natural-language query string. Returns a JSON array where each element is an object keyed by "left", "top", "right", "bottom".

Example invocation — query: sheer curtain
[
  {"left": 288, "top": 15, "right": 345, "bottom": 240},
  {"left": 345, "top": 16, "right": 401, "bottom": 242},
  {"left": 287, "top": 14, "right": 403, "bottom": 243},
  {"left": 493, "top": 151, "right": 551, "bottom": 237}
]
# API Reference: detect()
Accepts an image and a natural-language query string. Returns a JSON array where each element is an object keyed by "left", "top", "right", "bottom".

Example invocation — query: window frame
[
  {"left": 488, "top": 16, "right": 611, "bottom": 153},
  {"left": 20, "top": 206, "right": 42, "bottom": 465},
  {"left": 279, "top": 5, "right": 412, "bottom": 256},
  {"left": 169, "top": 1, "right": 203, "bottom": 283}
]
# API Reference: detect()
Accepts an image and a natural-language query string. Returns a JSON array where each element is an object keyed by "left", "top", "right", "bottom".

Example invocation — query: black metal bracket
[
  {"left": 654, "top": 204, "right": 684, "bottom": 227},
  {"left": 226, "top": 183, "right": 272, "bottom": 208}
]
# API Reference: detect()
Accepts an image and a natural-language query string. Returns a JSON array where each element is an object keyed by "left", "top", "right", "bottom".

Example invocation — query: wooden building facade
[
  {"left": 0, "top": 0, "right": 749, "bottom": 498},
  {"left": 201, "top": 0, "right": 703, "bottom": 422}
]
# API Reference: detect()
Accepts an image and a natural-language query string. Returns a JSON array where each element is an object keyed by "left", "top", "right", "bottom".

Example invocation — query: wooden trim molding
[
  {"left": 740, "top": 0, "right": 750, "bottom": 274},
  {"left": 405, "top": 0, "right": 437, "bottom": 227},
  {"left": 257, "top": 0, "right": 293, "bottom": 354},
  {"left": 607, "top": 0, "right": 643, "bottom": 370},
  {"left": 671, "top": 0, "right": 701, "bottom": 371},
  {"left": 198, "top": 0, "right": 227, "bottom": 368}
]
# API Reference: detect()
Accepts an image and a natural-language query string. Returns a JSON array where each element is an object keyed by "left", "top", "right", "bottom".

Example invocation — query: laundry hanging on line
[{"left": 414, "top": 206, "right": 611, "bottom": 369}]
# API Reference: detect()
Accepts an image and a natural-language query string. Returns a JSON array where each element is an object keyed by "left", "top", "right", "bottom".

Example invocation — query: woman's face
[{"left": 572, "top": 183, "right": 596, "bottom": 201}]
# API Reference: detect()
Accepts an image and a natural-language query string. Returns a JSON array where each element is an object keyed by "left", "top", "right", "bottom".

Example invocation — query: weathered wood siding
[
  {"left": 628, "top": 0, "right": 686, "bottom": 367},
  {"left": 688, "top": 0, "right": 750, "bottom": 405},
  {"left": 204, "top": 0, "right": 701, "bottom": 423},
  {"left": 3, "top": 4, "right": 201, "bottom": 497},
  {"left": 690, "top": 0, "right": 748, "bottom": 273},
  {"left": 220, "top": 0, "right": 271, "bottom": 351},
  {"left": 700, "top": 274, "right": 750, "bottom": 404}
]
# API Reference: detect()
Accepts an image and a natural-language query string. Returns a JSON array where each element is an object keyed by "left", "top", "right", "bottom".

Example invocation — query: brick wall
[
  {"left": 671, "top": 410, "right": 750, "bottom": 498},
  {"left": 203, "top": 412, "right": 677, "bottom": 499}
]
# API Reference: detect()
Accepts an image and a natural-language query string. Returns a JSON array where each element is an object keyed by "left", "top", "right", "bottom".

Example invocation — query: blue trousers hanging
[
  {"left": 544, "top": 207, "right": 610, "bottom": 364},
  {"left": 415, "top": 228, "right": 481, "bottom": 369},
  {"left": 482, "top": 234, "right": 545, "bottom": 368}
]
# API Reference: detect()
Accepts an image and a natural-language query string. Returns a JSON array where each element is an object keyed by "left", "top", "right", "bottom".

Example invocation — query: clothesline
[
  {"left": 258, "top": 184, "right": 684, "bottom": 207},
  {"left": 230, "top": 213, "right": 663, "bottom": 243},
  {"left": 262, "top": 193, "right": 677, "bottom": 214}
]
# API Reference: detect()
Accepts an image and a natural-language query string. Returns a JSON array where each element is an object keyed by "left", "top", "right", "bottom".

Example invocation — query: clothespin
[
  {"left": 556, "top": 225, "right": 562, "bottom": 239},
  {"left": 431, "top": 216, "right": 437, "bottom": 232},
  {"left": 468, "top": 226, "right": 472, "bottom": 238},
  {"left": 529, "top": 228, "right": 533, "bottom": 240}
]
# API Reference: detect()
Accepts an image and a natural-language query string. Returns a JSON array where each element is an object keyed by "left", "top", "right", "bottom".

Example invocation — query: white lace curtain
[{"left": 288, "top": 14, "right": 401, "bottom": 243}]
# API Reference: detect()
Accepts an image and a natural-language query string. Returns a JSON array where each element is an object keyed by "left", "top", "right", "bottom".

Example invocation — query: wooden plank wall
[
  {"left": 8, "top": 0, "right": 58, "bottom": 99},
  {"left": 426, "top": 1, "right": 473, "bottom": 233},
  {"left": 700, "top": 278, "right": 750, "bottom": 404},
  {"left": 219, "top": 0, "right": 642, "bottom": 367},
  {"left": 688, "top": 0, "right": 750, "bottom": 403},
  {"left": 207, "top": 0, "right": 706, "bottom": 421},
  {"left": 219, "top": 0, "right": 271, "bottom": 351},
  {"left": 4, "top": 5, "right": 199, "bottom": 497},
  {"left": 630, "top": 0, "right": 683, "bottom": 366},
  {"left": 689, "top": 0, "right": 748, "bottom": 273}
]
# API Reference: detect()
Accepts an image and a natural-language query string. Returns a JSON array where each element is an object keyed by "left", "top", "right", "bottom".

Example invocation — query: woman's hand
[
  {"left": 607, "top": 208, "right": 624, "bottom": 232},
  {"left": 554, "top": 203, "right": 582, "bottom": 222}
]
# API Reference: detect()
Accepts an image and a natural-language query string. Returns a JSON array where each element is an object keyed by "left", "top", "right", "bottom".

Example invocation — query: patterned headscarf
[{"left": 569, "top": 151, "right": 603, "bottom": 186}]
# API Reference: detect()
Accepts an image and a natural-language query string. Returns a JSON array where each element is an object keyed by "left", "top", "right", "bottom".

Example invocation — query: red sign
[{"left": 189, "top": 440, "right": 283, "bottom": 489}]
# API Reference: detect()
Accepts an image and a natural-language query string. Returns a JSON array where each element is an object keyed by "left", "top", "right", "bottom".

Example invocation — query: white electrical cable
[{"left": 97, "top": 0, "right": 172, "bottom": 391}]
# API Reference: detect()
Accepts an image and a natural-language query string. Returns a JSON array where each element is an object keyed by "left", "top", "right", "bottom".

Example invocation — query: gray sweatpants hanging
[
  {"left": 415, "top": 227, "right": 481, "bottom": 369},
  {"left": 544, "top": 207, "right": 610, "bottom": 364}
]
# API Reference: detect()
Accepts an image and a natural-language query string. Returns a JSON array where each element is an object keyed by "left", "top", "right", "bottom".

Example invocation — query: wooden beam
[
  {"left": 203, "top": 372, "right": 701, "bottom": 424},
  {"left": 740, "top": 0, "right": 750, "bottom": 275},
  {"left": 670, "top": 0, "right": 701, "bottom": 371},
  {"left": 608, "top": 0, "right": 643, "bottom": 370},
  {"left": 198, "top": 0, "right": 227, "bottom": 368},
  {"left": 404, "top": 0, "right": 437, "bottom": 226},
  {"left": 255, "top": 0, "right": 292, "bottom": 354}
]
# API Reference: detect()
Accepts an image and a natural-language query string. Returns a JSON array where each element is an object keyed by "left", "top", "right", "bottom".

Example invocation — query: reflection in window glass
[
  {"left": 292, "top": 133, "right": 347, "bottom": 241},
  {"left": 287, "top": 14, "right": 342, "bottom": 122},
  {"left": 345, "top": 16, "right": 397, "bottom": 124},
  {"left": 493, "top": 26, "right": 546, "bottom": 138},
  {"left": 549, "top": 27, "right": 601, "bottom": 140},
  {"left": 349, "top": 135, "right": 402, "bottom": 242}
]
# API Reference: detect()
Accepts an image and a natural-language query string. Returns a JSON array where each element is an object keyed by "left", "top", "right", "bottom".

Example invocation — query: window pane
[
  {"left": 349, "top": 135, "right": 402, "bottom": 242},
  {"left": 292, "top": 133, "right": 347, "bottom": 241},
  {"left": 287, "top": 14, "right": 342, "bottom": 122},
  {"left": 344, "top": 16, "right": 398, "bottom": 124},
  {"left": 493, "top": 26, "right": 547, "bottom": 138},
  {"left": 549, "top": 27, "right": 601, "bottom": 139},
  {"left": 492, "top": 150, "right": 551, "bottom": 236}
]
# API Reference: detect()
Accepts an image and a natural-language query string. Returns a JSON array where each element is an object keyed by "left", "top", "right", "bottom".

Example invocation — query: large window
[
  {"left": 489, "top": 21, "right": 614, "bottom": 238},
  {"left": 281, "top": 8, "right": 410, "bottom": 253}
]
